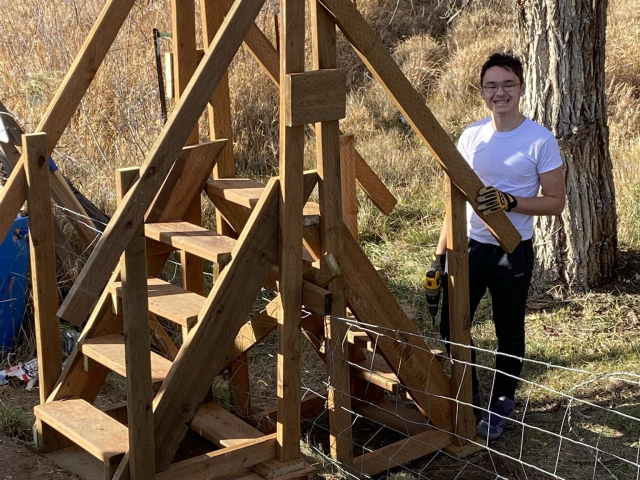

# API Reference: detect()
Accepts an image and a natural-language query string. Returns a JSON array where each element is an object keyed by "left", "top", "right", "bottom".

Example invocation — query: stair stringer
[{"left": 113, "top": 177, "right": 281, "bottom": 477}]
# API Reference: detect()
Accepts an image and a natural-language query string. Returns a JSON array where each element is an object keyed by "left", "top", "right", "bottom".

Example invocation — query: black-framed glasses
[{"left": 482, "top": 82, "right": 520, "bottom": 93}]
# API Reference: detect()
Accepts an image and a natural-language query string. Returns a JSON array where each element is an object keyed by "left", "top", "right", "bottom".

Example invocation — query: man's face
[{"left": 480, "top": 66, "right": 524, "bottom": 117}]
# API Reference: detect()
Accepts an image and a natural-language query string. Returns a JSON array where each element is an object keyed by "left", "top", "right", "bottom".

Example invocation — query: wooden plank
[
  {"left": 277, "top": 0, "right": 305, "bottom": 463},
  {"left": 0, "top": 163, "right": 27, "bottom": 255},
  {"left": 110, "top": 277, "right": 204, "bottom": 329},
  {"left": 146, "top": 140, "right": 225, "bottom": 223},
  {"left": 24, "top": 133, "right": 61, "bottom": 404},
  {"left": 216, "top": 0, "right": 397, "bottom": 216},
  {"left": 80, "top": 334, "right": 172, "bottom": 384},
  {"left": 251, "top": 393, "right": 327, "bottom": 434},
  {"left": 229, "top": 353, "right": 252, "bottom": 415},
  {"left": 35, "top": 398, "right": 129, "bottom": 464},
  {"left": 149, "top": 313, "right": 180, "bottom": 360},
  {"left": 351, "top": 354, "right": 401, "bottom": 393},
  {"left": 339, "top": 135, "right": 357, "bottom": 239},
  {"left": 117, "top": 167, "right": 155, "bottom": 480},
  {"left": 311, "top": 0, "right": 352, "bottom": 463},
  {"left": 191, "top": 401, "right": 264, "bottom": 448},
  {"left": 145, "top": 221, "right": 236, "bottom": 264},
  {"left": 302, "top": 254, "right": 340, "bottom": 287},
  {"left": 202, "top": 0, "right": 236, "bottom": 239},
  {"left": 149, "top": 178, "right": 280, "bottom": 472},
  {"left": 317, "top": 0, "right": 520, "bottom": 252},
  {"left": 352, "top": 395, "right": 429, "bottom": 437},
  {"left": 285, "top": 70, "right": 347, "bottom": 126},
  {"left": 446, "top": 176, "right": 475, "bottom": 445},
  {"left": 156, "top": 436, "right": 277, "bottom": 480},
  {"left": 207, "top": 178, "right": 265, "bottom": 208},
  {"left": 172, "top": 0, "right": 204, "bottom": 302},
  {"left": 303, "top": 224, "right": 454, "bottom": 430},
  {"left": 352, "top": 429, "right": 452, "bottom": 476},
  {"left": 57, "top": 0, "right": 268, "bottom": 325}
]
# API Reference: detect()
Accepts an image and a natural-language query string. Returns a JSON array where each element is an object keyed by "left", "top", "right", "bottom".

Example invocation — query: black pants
[{"left": 439, "top": 239, "right": 534, "bottom": 400}]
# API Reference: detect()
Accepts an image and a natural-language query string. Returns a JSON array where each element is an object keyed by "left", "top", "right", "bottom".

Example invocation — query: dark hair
[{"left": 480, "top": 53, "right": 524, "bottom": 85}]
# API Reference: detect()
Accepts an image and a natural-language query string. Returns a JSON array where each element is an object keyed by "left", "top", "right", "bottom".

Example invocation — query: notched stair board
[
  {"left": 207, "top": 178, "right": 266, "bottom": 208},
  {"left": 80, "top": 334, "right": 172, "bottom": 383},
  {"left": 109, "top": 277, "right": 205, "bottom": 328},
  {"left": 145, "top": 221, "right": 236, "bottom": 264},
  {"left": 34, "top": 398, "right": 128, "bottom": 464},
  {"left": 352, "top": 354, "right": 401, "bottom": 393}
]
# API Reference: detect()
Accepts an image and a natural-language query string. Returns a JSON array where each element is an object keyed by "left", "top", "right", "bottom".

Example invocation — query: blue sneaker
[{"left": 477, "top": 396, "right": 515, "bottom": 440}]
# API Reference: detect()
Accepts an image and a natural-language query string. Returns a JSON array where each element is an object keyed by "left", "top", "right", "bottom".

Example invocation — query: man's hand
[
  {"left": 425, "top": 254, "right": 446, "bottom": 324},
  {"left": 477, "top": 186, "right": 518, "bottom": 215},
  {"left": 426, "top": 254, "right": 446, "bottom": 280}
]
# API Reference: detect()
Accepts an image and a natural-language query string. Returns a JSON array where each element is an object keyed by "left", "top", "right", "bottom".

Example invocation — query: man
[{"left": 430, "top": 53, "right": 565, "bottom": 440}]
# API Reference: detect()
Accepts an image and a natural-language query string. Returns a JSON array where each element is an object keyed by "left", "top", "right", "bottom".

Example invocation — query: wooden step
[
  {"left": 346, "top": 326, "right": 444, "bottom": 359},
  {"left": 352, "top": 354, "right": 401, "bottom": 394},
  {"left": 145, "top": 221, "right": 236, "bottom": 264},
  {"left": 109, "top": 276, "right": 205, "bottom": 328},
  {"left": 207, "top": 178, "right": 265, "bottom": 208},
  {"left": 80, "top": 334, "right": 172, "bottom": 383},
  {"left": 34, "top": 398, "right": 128, "bottom": 465},
  {"left": 191, "top": 401, "right": 263, "bottom": 448}
]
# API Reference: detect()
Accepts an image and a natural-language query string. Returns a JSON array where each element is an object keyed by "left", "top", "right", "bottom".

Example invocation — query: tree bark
[{"left": 516, "top": 0, "right": 617, "bottom": 291}]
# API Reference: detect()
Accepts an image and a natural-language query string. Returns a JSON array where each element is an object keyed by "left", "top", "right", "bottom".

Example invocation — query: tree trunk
[{"left": 516, "top": 0, "right": 617, "bottom": 292}]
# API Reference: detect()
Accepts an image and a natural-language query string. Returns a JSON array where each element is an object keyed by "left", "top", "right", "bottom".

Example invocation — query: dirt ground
[{"left": 0, "top": 431, "right": 79, "bottom": 480}]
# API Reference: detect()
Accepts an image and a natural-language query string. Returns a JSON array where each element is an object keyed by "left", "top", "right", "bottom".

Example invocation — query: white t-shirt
[{"left": 457, "top": 117, "right": 563, "bottom": 245}]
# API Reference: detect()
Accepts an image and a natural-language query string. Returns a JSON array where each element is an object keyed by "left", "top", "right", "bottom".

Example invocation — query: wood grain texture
[
  {"left": 352, "top": 429, "right": 452, "bottom": 476},
  {"left": 317, "top": 0, "right": 520, "bottom": 251},
  {"left": 156, "top": 436, "right": 277, "bottom": 480},
  {"left": 311, "top": 0, "right": 352, "bottom": 463},
  {"left": 35, "top": 398, "right": 129, "bottom": 464},
  {"left": 303, "top": 224, "right": 453, "bottom": 430},
  {"left": 117, "top": 167, "right": 155, "bottom": 480},
  {"left": 145, "top": 221, "right": 236, "bottom": 263},
  {"left": 24, "top": 133, "right": 62, "bottom": 404},
  {"left": 202, "top": 0, "right": 236, "bottom": 238},
  {"left": 57, "top": 0, "right": 267, "bottom": 325},
  {"left": 150, "top": 178, "right": 279, "bottom": 472},
  {"left": 191, "top": 401, "right": 264, "bottom": 448},
  {"left": 339, "top": 135, "right": 358, "bottom": 239},
  {"left": 445, "top": 176, "right": 475, "bottom": 444},
  {"left": 81, "top": 334, "right": 172, "bottom": 384},
  {"left": 277, "top": 0, "right": 305, "bottom": 462},
  {"left": 285, "top": 69, "right": 347, "bottom": 126}
]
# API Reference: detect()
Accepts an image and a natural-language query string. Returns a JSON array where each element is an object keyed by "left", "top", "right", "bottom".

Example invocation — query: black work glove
[{"left": 477, "top": 186, "right": 518, "bottom": 215}]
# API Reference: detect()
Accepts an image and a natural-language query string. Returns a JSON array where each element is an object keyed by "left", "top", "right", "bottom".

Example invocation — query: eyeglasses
[{"left": 482, "top": 82, "right": 520, "bottom": 93}]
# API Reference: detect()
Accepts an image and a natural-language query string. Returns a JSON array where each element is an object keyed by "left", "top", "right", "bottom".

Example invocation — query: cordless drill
[{"left": 424, "top": 254, "right": 445, "bottom": 325}]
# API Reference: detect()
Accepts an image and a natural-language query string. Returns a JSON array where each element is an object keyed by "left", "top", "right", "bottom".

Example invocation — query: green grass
[{"left": 0, "top": 399, "right": 33, "bottom": 443}]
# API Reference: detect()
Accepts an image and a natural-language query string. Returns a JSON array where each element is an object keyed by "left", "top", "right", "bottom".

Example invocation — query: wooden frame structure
[{"left": 0, "top": 0, "right": 523, "bottom": 478}]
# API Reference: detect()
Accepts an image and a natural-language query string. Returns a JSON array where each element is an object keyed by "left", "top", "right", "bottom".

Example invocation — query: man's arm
[
  {"left": 511, "top": 166, "right": 565, "bottom": 216},
  {"left": 436, "top": 221, "right": 448, "bottom": 255}
]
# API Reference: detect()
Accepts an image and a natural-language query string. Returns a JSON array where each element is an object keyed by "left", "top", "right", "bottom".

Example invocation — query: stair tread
[
  {"left": 81, "top": 334, "right": 172, "bottom": 383},
  {"left": 352, "top": 354, "right": 400, "bottom": 392},
  {"left": 191, "top": 401, "right": 263, "bottom": 448},
  {"left": 206, "top": 178, "right": 266, "bottom": 208},
  {"left": 145, "top": 221, "right": 236, "bottom": 264},
  {"left": 109, "top": 276, "right": 205, "bottom": 328},
  {"left": 34, "top": 398, "right": 128, "bottom": 463}
]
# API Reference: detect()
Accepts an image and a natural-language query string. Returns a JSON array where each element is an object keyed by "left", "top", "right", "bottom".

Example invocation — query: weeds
[{"left": 0, "top": 399, "right": 33, "bottom": 443}]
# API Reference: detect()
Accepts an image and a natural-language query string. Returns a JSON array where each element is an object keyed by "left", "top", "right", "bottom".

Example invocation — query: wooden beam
[
  {"left": 156, "top": 436, "right": 277, "bottom": 480},
  {"left": 57, "top": 0, "right": 267, "bottom": 325},
  {"left": 339, "top": 135, "right": 357, "bottom": 239},
  {"left": 202, "top": 0, "right": 236, "bottom": 239},
  {"left": 303, "top": 224, "right": 454, "bottom": 430},
  {"left": 352, "top": 429, "right": 452, "bottom": 476},
  {"left": 446, "top": 176, "right": 475, "bottom": 445},
  {"left": 302, "top": 254, "right": 341, "bottom": 287},
  {"left": 216, "top": 0, "right": 397, "bottom": 216},
  {"left": 317, "top": 0, "right": 521, "bottom": 251},
  {"left": 277, "top": 0, "right": 305, "bottom": 463},
  {"left": 117, "top": 168, "right": 155, "bottom": 480},
  {"left": 149, "top": 178, "right": 279, "bottom": 472},
  {"left": 311, "top": 0, "right": 353, "bottom": 463},
  {"left": 24, "top": 133, "right": 61, "bottom": 404},
  {"left": 285, "top": 69, "right": 347, "bottom": 126}
]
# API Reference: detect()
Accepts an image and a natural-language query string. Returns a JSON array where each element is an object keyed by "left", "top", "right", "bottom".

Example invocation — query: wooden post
[
  {"left": 445, "top": 175, "right": 475, "bottom": 445},
  {"left": 339, "top": 134, "right": 357, "bottom": 240},
  {"left": 24, "top": 133, "right": 62, "bottom": 404},
  {"left": 117, "top": 167, "right": 156, "bottom": 479},
  {"left": 277, "top": 0, "right": 304, "bottom": 463},
  {"left": 172, "top": 0, "right": 204, "bottom": 312},
  {"left": 311, "top": 0, "right": 353, "bottom": 464}
]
